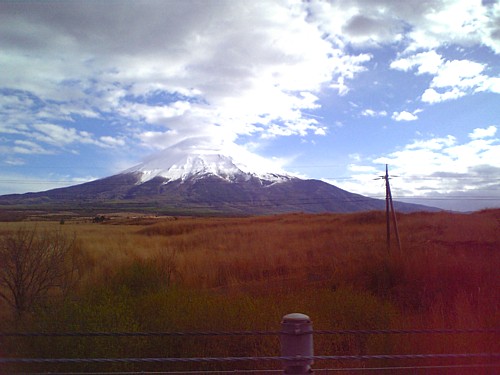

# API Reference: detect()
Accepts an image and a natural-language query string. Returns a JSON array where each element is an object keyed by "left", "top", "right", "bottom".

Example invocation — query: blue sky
[{"left": 1, "top": 0, "right": 499, "bottom": 211}]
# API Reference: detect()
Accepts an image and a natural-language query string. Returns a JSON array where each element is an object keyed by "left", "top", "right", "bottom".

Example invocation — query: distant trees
[{"left": 0, "top": 227, "right": 83, "bottom": 318}]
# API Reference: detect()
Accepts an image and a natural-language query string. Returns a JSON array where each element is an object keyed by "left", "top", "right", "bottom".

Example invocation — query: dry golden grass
[
  {"left": 1, "top": 210, "right": 498, "bottom": 373},
  {"left": 2, "top": 211, "right": 498, "bottom": 315}
]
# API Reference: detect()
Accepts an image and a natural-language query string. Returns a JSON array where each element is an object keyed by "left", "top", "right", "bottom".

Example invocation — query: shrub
[{"left": 0, "top": 227, "right": 83, "bottom": 318}]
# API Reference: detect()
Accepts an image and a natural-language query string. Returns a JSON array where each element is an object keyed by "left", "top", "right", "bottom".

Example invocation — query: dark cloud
[
  {"left": 344, "top": 15, "right": 383, "bottom": 36},
  {"left": 0, "top": 0, "right": 220, "bottom": 56}
]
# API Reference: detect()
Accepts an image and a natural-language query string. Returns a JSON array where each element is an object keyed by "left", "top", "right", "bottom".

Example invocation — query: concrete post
[{"left": 281, "top": 313, "right": 314, "bottom": 374}]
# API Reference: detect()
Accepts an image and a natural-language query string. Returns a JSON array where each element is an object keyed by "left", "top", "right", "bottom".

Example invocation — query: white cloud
[
  {"left": 99, "top": 136, "right": 126, "bottom": 147},
  {"left": 32, "top": 124, "right": 93, "bottom": 146},
  {"left": 392, "top": 110, "right": 421, "bottom": 122},
  {"left": 484, "top": 1, "right": 500, "bottom": 53},
  {"left": 0, "top": 0, "right": 380, "bottom": 158},
  {"left": 138, "top": 130, "right": 180, "bottom": 149},
  {"left": 392, "top": 52, "right": 498, "bottom": 104},
  {"left": 390, "top": 50, "right": 443, "bottom": 75},
  {"left": 118, "top": 101, "right": 192, "bottom": 124},
  {"left": 1, "top": 1, "right": 497, "bottom": 154},
  {"left": 421, "top": 87, "right": 467, "bottom": 103},
  {"left": 3, "top": 157, "right": 26, "bottom": 166},
  {"left": 404, "top": 135, "right": 457, "bottom": 151},
  {"left": 137, "top": 136, "right": 294, "bottom": 177},
  {"left": 469, "top": 125, "right": 497, "bottom": 140},
  {"left": 385, "top": 1, "right": 499, "bottom": 106},
  {"left": 12, "top": 140, "right": 53, "bottom": 155},
  {"left": 476, "top": 77, "right": 500, "bottom": 94},
  {"left": 329, "top": 131, "right": 500, "bottom": 210},
  {"left": 0, "top": 0, "right": 499, "bottom": 201},
  {"left": 18, "top": 123, "right": 126, "bottom": 151},
  {"left": 401, "top": 0, "right": 499, "bottom": 53},
  {"left": 361, "top": 109, "right": 388, "bottom": 117},
  {"left": 431, "top": 60, "right": 485, "bottom": 88},
  {"left": 309, "top": 0, "right": 499, "bottom": 53}
]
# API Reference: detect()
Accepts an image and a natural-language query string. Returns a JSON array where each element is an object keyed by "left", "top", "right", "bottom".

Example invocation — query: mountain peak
[
  {"left": 0, "top": 137, "right": 440, "bottom": 215},
  {"left": 126, "top": 153, "right": 245, "bottom": 183},
  {"left": 123, "top": 138, "right": 293, "bottom": 184}
]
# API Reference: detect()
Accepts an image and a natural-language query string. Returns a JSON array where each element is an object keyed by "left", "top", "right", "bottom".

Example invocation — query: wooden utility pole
[
  {"left": 383, "top": 164, "right": 402, "bottom": 253},
  {"left": 385, "top": 164, "right": 391, "bottom": 252}
]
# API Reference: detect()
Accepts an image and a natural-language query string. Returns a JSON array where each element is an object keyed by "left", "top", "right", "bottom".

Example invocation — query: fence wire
[
  {"left": 2, "top": 328, "right": 498, "bottom": 374},
  {"left": 0, "top": 330, "right": 279, "bottom": 338},
  {"left": 7, "top": 364, "right": 500, "bottom": 375},
  {"left": 1, "top": 327, "right": 498, "bottom": 337},
  {"left": 1, "top": 352, "right": 499, "bottom": 364}
]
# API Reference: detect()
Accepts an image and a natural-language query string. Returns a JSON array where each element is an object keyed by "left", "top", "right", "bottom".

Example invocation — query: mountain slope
[
  {"left": 0, "top": 142, "right": 439, "bottom": 215},
  {"left": 0, "top": 172, "right": 437, "bottom": 215}
]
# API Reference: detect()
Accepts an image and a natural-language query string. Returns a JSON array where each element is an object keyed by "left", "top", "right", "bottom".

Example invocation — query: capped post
[{"left": 281, "top": 313, "right": 314, "bottom": 374}]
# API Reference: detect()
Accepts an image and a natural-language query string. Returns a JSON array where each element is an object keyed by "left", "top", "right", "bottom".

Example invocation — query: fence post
[{"left": 281, "top": 313, "right": 314, "bottom": 374}]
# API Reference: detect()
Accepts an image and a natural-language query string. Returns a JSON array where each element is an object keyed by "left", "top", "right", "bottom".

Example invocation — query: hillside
[{"left": 0, "top": 142, "right": 438, "bottom": 216}]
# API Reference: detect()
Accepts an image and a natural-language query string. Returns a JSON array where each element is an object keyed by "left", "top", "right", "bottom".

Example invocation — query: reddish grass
[{"left": 0, "top": 210, "right": 498, "bottom": 373}]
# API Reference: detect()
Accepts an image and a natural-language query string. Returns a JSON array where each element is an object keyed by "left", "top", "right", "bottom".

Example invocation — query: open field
[{"left": 1, "top": 210, "right": 499, "bottom": 373}]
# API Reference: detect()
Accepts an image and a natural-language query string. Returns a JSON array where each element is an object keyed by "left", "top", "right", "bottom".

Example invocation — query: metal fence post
[{"left": 281, "top": 313, "right": 314, "bottom": 374}]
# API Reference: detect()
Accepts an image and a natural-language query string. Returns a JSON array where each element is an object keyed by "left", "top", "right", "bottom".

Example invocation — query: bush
[{"left": 0, "top": 227, "right": 82, "bottom": 318}]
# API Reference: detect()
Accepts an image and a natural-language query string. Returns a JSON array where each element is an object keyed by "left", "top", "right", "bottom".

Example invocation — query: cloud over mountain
[{"left": 0, "top": 0, "right": 499, "bottom": 210}]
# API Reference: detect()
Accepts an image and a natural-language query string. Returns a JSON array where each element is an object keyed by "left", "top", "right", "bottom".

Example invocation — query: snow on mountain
[
  {"left": 123, "top": 138, "right": 294, "bottom": 185},
  {"left": 0, "top": 136, "right": 441, "bottom": 215},
  {"left": 128, "top": 153, "right": 245, "bottom": 183}
]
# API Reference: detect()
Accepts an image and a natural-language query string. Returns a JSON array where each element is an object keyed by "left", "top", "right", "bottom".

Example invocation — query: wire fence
[
  {"left": 2, "top": 327, "right": 498, "bottom": 338},
  {"left": 10, "top": 364, "right": 500, "bottom": 375},
  {"left": 1, "top": 352, "right": 499, "bottom": 364},
  {"left": 1, "top": 326, "right": 499, "bottom": 374}
]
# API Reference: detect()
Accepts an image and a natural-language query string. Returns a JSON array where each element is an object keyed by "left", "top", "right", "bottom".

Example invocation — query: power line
[
  {"left": 0, "top": 174, "right": 499, "bottom": 185},
  {"left": 391, "top": 196, "right": 500, "bottom": 201},
  {"left": 0, "top": 189, "right": 499, "bottom": 202}
]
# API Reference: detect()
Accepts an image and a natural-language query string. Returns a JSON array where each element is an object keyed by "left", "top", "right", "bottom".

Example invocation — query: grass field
[{"left": 1, "top": 209, "right": 499, "bottom": 373}]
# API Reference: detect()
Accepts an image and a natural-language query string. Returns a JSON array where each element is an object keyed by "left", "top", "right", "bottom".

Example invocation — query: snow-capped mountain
[
  {"left": 128, "top": 153, "right": 247, "bottom": 183},
  {"left": 0, "top": 139, "right": 440, "bottom": 215},
  {"left": 123, "top": 139, "right": 294, "bottom": 185}
]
